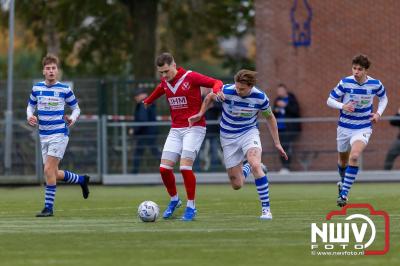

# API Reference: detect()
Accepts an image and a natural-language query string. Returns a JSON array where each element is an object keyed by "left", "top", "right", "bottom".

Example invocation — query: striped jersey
[
  {"left": 329, "top": 75, "right": 386, "bottom": 130},
  {"left": 28, "top": 81, "right": 80, "bottom": 140},
  {"left": 219, "top": 84, "right": 270, "bottom": 138}
]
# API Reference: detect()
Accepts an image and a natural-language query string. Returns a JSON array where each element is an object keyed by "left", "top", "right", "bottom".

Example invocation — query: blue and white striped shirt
[
  {"left": 28, "top": 81, "right": 80, "bottom": 140},
  {"left": 329, "top": 75, "right": 386, "bottom": 130},
  {"left": 219, "top": 84, "right": 270, "bottom": 138}
]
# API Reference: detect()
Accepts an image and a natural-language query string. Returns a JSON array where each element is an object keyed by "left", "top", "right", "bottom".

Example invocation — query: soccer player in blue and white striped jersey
[
  {"left": 327, "top": 54, "right": 388, "bottom": 207},
  {"left": 189, "top": 69, "right": 288, "bottom": 220},
  {"left": 26, "top": 54, "right": 90, "bottom": 217}
]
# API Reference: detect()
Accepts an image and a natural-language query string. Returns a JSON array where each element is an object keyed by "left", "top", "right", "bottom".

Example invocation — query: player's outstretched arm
[
  {"left": 188, "top": 93, "right": 217, "bottom": 127},
  {"left": 189, "top": 72, "right": 224, "bottom": 101},
  {"left": 262, "top": 108, "right": 288, "bottom": 160},
  {"left": 143, "top": 84, "right": 165, "bottom": 108}
]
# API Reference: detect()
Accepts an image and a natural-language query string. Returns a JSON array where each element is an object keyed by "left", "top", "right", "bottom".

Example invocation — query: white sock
[
  {"left": 187, "top": 200, "right": 195, "bottom": 209},
  {"left": 171, "top": 194, "right": 179, "bottom": 201}
]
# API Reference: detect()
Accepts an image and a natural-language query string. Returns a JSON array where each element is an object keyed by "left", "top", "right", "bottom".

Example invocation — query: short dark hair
[
  {"left": 277, "top": 83, "right": 287, "bottom": 89},
  {"left": 155, "top": 53, "right": 175, "bottom": 67},
  {"left": 42, "top": 54, "right": 59, "bottom": 67},
  {"left": 352, "top": 54, "right": 370, "bottom": 69},
  {"left": 234, "top": 69, "right": 257, "bottom": 87}
]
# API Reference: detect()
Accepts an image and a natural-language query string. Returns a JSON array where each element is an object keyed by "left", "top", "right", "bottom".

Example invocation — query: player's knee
[
  {"left": 349, "top": 152, "right": 360, "bottom": 163},
  {"left": 56, "top": 170, "right": 64, "bottom": 179},
  {"left": 231, "top": 183, "right": 242, "bottom": 190},
  {"left": 229, "top": 176, "right": 243, "bottom": 190},
  {"left": 44, "top": 166, "right": 56, "bottom": 178},
  {"left": 181, "top": 150, "right": 196, "bottom": 162}
]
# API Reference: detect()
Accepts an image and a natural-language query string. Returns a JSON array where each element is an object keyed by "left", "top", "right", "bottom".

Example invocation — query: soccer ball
[{"left": 138, "top": 201, "right": 159, "bottom": 222}]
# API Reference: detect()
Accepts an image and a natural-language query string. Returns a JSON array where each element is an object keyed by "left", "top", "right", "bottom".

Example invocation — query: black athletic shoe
[
  {"left": 337, "top": 195, "right": 348, "bottom": 207},
  {"left": 36, "top": 207, "right": 53, "bottom": 217},
  {"left": 337, "top": 181, "right": 342, "bottom": 196},
  {"left": 80, "top": 175, "right": 90, "bottom": 199}
]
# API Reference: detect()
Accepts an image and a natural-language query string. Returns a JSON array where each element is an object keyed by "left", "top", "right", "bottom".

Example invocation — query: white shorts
[
  {"left": 162, "top": 126, "right": 206, "bottom": 157},
  {"left": 220, "top": 128, "right": 262, "bottom": 169},
  {"left": 41, "top": 136, "right": 69, "bottom": 163},
  {"left": 337, "top": 127, "right": 372, "bottom": 152}
]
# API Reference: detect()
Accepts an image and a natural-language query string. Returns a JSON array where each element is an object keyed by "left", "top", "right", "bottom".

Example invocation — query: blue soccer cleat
[
  {"left": 162, "top": 199, "right": 182, "bottom": 219},
  {"left": 181, "top": 207, "right": 197, "bottom": 221}
]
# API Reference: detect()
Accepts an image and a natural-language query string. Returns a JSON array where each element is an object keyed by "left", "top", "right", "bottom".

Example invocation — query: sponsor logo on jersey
[
  {"left": 230, "top": 111, "right": 253, "bottom": 117},
  {"left": 168, "top": 96, "right": 188, "bottom": 109},
  {"left": 229, "top": 107, "right": 254, "bottom": 117},
  {"left": 47, "top": 97, "right": 60, "bottom": 101}
]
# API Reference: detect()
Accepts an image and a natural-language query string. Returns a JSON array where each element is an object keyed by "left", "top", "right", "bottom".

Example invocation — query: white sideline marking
[
  {"left": 0, "top": 227, "right": 259, "bottom": 234},
  {"left": 0, "top": 206, "right": 132, "bottom": 215}
]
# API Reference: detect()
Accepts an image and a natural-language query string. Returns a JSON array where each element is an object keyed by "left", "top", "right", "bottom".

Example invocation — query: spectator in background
[
  {"left": 131, "top": 89, "right": 160, "bottom": 174},
  {"left": 384, "top": 108, "right": 400, "bottom": 170},
  {"left": 273, "top": 83, "right": 301, "bottom": 173}
]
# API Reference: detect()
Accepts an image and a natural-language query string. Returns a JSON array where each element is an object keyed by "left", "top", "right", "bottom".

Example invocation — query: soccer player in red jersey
[{"left": 143, "top": 53, "right": 223, "bottom": 221}]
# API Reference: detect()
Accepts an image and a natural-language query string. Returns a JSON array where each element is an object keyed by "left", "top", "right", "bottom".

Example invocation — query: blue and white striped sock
[
  {"left": 44, "top": 185, "right": 56, "bottom": 210},
  {"left": 243, "top": 163, "right": 251, "bottom": 179},
  {"left": 337, "top": 164, "right": 346, "bottom": 183},
  {"left": 340, "top": 166, "right": 359, "bottom": 197},
  {"left": 63, "top": 170, "right": 84, "bottom": 184},
  {"left": 255, "top": 176, "right": 270, "bottom": 209}
]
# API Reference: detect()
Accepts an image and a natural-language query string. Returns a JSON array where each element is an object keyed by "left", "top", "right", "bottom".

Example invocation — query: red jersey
[{"left": 144, "top": 67, "right": 223, "bottom": 128}]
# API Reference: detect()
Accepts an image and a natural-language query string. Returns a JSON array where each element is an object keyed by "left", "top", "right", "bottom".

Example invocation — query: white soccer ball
[{"left": 138, "top": 201, "right": 159, "bottom": 222}]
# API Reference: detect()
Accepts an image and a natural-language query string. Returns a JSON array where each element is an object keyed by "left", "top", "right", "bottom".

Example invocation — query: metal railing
[{"left": 1, "top": 116, "right": 400, "bottom": 183}]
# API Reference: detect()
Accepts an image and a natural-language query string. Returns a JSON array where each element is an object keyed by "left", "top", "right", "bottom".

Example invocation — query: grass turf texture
[{"left": 0, "top": 183, "right": 399, "bottom": 266}]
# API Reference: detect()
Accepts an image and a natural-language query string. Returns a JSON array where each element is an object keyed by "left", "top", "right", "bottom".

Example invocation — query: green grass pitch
[{"left": 0, "top": 183, "right": 399, "bottom": 266}]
